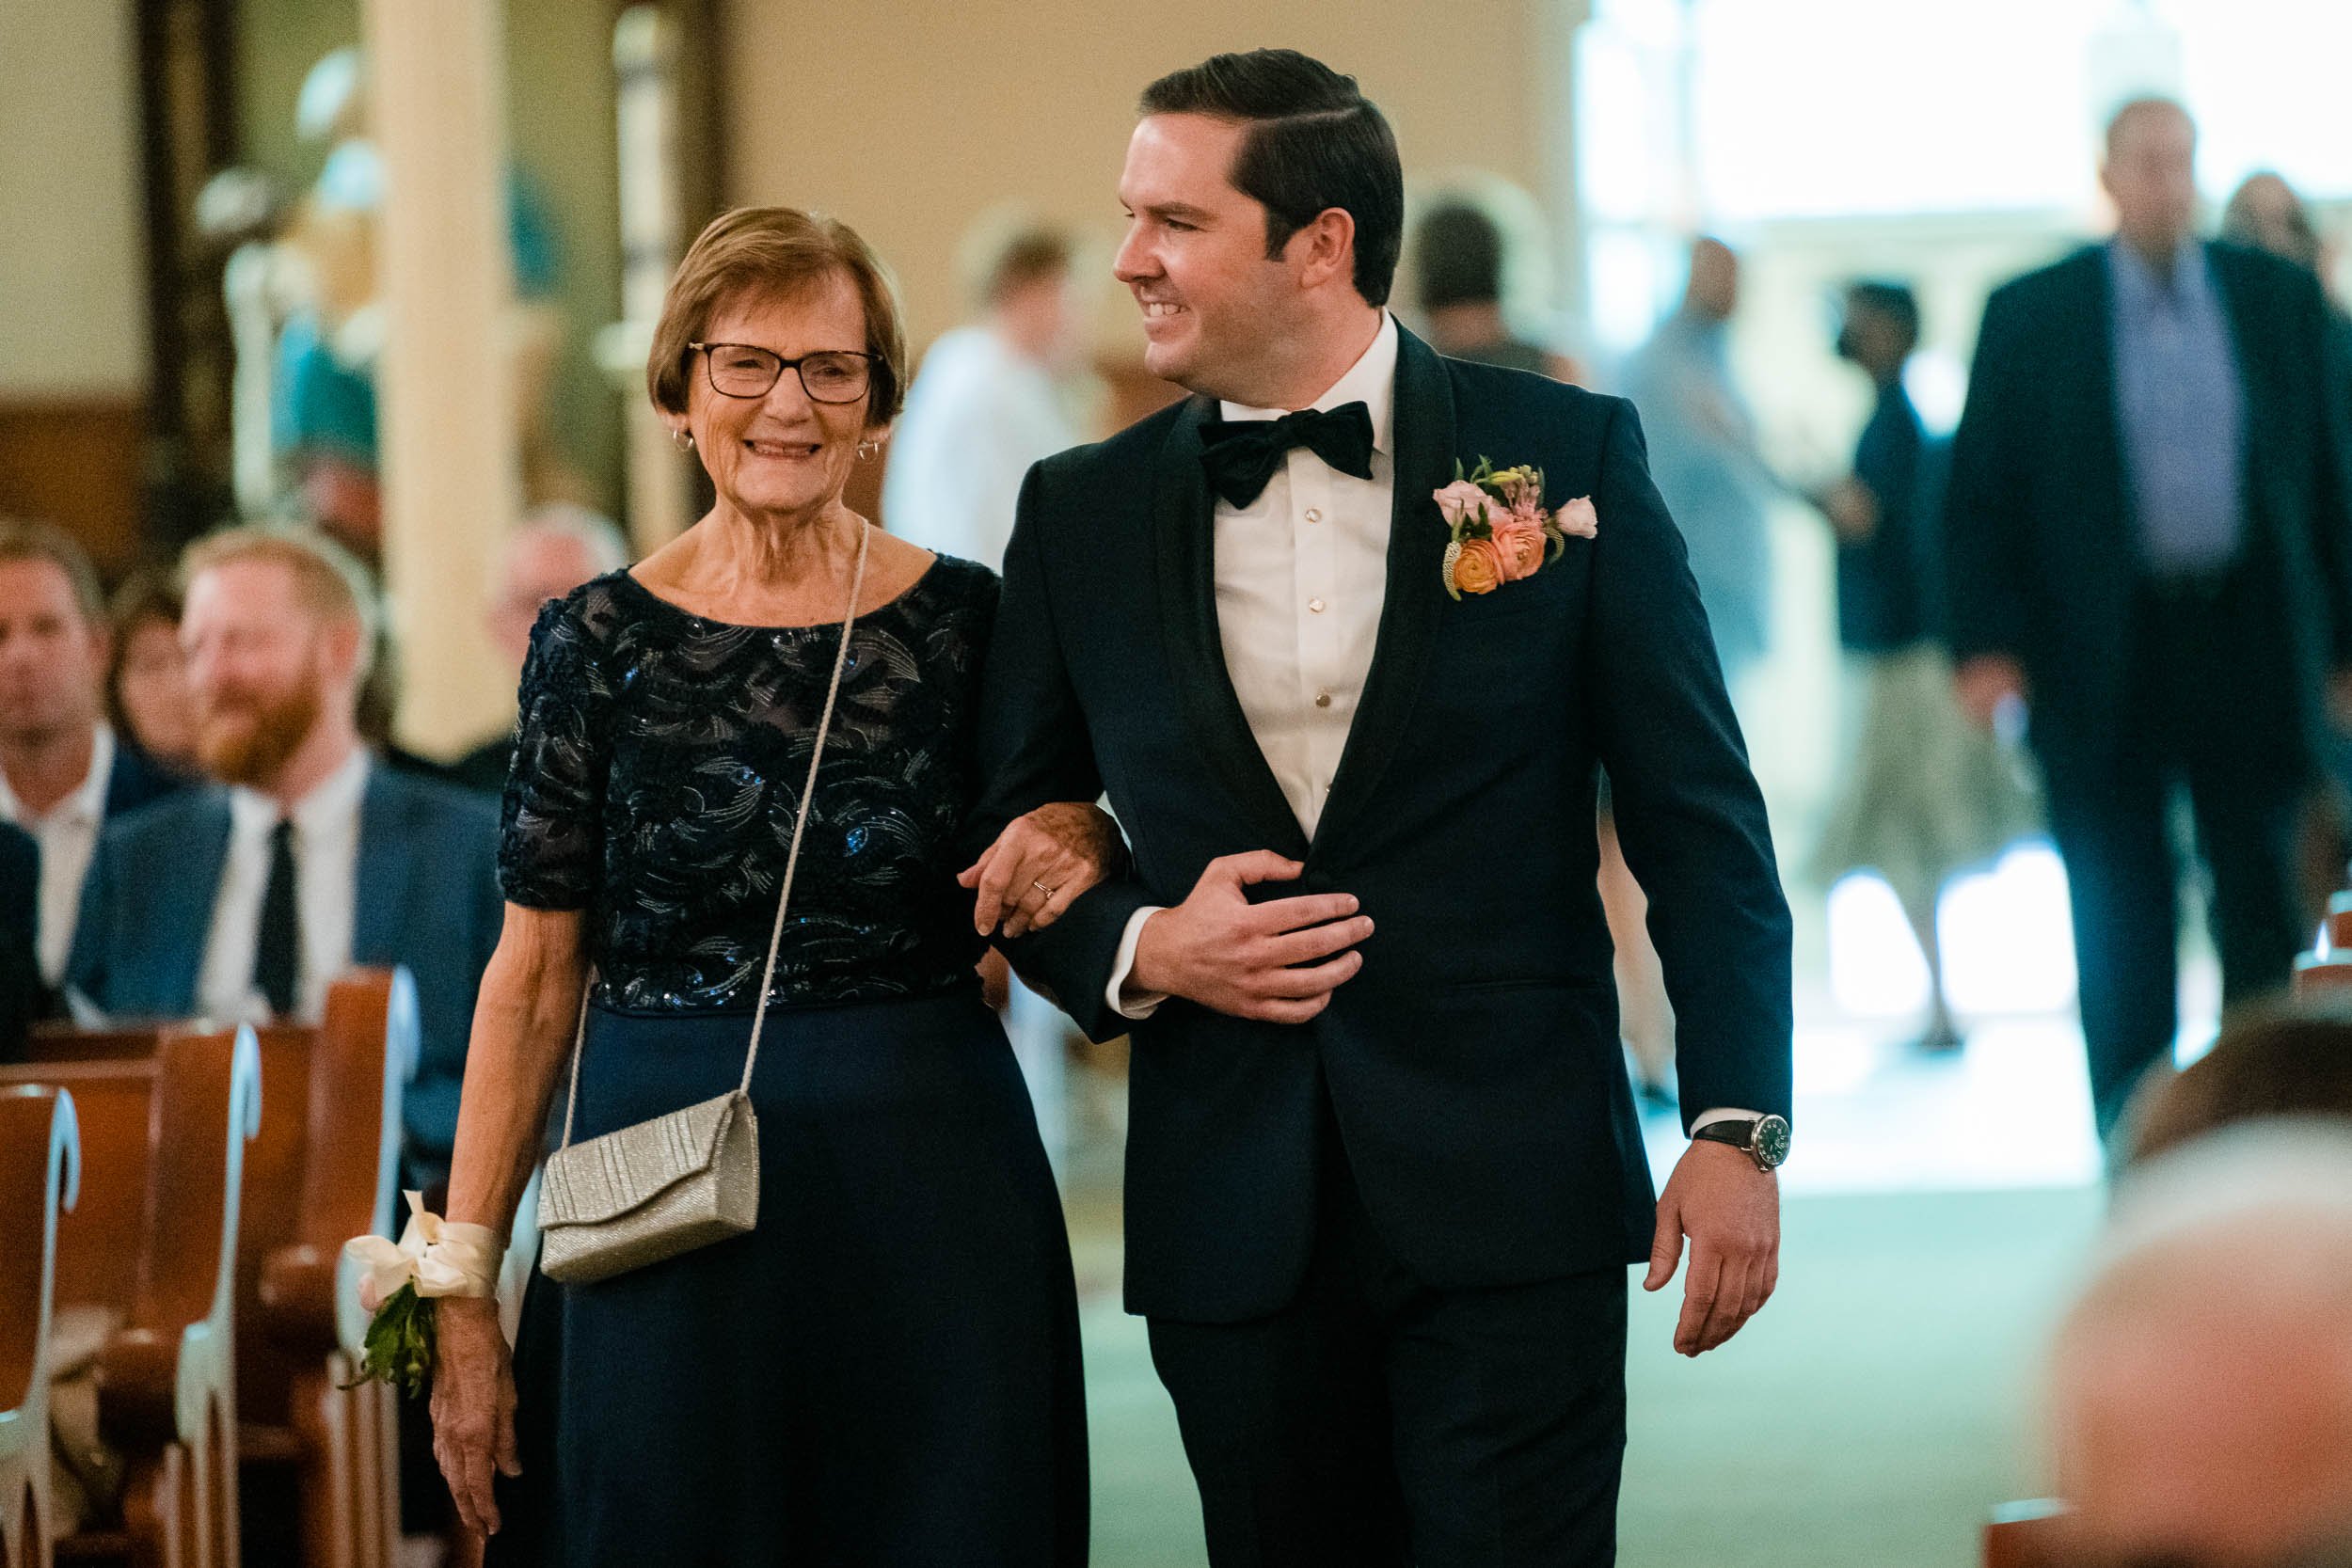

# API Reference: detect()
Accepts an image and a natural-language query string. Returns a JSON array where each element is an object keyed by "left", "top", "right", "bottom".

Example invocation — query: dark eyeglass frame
[{"left": 689, "top": 341, "right": 878, "bottom": 404}]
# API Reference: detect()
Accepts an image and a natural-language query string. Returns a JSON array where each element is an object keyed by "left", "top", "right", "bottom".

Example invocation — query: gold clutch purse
[{"left": 536, "top": 530, "right": 870, "bottom": 1287}]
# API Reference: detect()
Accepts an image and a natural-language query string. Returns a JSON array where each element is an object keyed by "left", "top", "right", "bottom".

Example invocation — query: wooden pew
[
  {"left": 236, "top": 970, "right": 411, "bottom": 1568},
  {"left": 0, "top": 1085, "right": 81, "bottom": 1568},
  {"left": 0, "top": 1027, "right": 261, "bottom": 1568}
]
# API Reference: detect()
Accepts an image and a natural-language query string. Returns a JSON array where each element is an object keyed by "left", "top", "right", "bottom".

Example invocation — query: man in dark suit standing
[
  {"left": 68, "top": 526, "right": 501, "bottom": 1183},
  {"left": 1945, "top": 98, "right": 2352, "bottom": 1141},
  {"left": 0, "top": 521, "right": 185, "bottom": 996},
  {"left": 971, "top": 50, "right": 1792, "bottom": 1565}
]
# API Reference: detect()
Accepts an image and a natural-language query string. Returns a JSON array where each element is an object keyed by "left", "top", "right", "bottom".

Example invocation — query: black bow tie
[{"left": 1198, "top": 402, "right": 1376, "bottom": 510}]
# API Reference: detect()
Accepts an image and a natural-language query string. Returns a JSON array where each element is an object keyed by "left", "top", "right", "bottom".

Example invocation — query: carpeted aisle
[{"left": 1082, "top": 1183, "right": 2105, "bottom": 1568}]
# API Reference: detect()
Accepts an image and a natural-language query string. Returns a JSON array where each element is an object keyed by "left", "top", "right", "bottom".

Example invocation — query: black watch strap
[{"left": 1691, "top": 1117, "right": 1757, "bottom": 1154}]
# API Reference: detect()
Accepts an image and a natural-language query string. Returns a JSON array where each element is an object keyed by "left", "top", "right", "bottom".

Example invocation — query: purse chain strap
[{"left": 555, "top": 521, "right": 874, "bottom": 1152}]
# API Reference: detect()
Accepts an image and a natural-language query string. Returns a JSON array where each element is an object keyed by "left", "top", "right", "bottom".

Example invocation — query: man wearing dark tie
[
  {"left": 67, "top": 526, "right": 501, "bottom": 1182},
  {"left": 1944, "top": 97, "right": 2352, "bottom": 1140}
]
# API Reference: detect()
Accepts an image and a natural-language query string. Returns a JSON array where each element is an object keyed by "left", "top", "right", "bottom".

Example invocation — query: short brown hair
[
  {"left": 646, "top": 207, "right": 909, "bottom": 424},
  {"left": 2129, "top": 999, "right": 2352, "bottom": 1165},
  {"left": 0, "top": 518, "right": 104, "bottom": 626},
  {"left": 180, "top": 524, "right": 381, "bottom": 680}
]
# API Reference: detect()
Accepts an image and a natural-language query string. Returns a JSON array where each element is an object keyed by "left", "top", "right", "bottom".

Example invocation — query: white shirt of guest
[
  {"left": 883, "top": 325, "right": 1087, "bottom": 573},
  {"left": 0, "top": 722, "right": 115, "bottom": 984},
  {"left": 1104, "top": 312, "right": 1400, "bottom": 1017},
  {"left": 197, "top": 746, "right": 370, "bottom": 1025}
]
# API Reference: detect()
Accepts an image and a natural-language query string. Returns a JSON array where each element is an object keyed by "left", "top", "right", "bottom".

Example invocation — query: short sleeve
[{"left": 498, "top": 592, "right": 615, "bottom": 910}]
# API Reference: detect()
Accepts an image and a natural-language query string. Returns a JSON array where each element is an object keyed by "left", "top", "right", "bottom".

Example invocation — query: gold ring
[{"left": 1032, "top": 879, "right": 1056, "bottom": 898}]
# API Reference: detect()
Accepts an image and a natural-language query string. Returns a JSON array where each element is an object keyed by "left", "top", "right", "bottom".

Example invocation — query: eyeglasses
[{"left": 689, "top": 341, "right": 875, "bottom": 404}]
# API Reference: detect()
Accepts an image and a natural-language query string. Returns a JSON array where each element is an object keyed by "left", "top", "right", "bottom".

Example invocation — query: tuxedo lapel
[
  {"left": 1311, "top": 329, "right": 1454, "bottom": 863},
  {"left": 1152, "top": 398, "right": 1311, "bottom": 859},
  {"left": 353, "top": 767, "right": 415, "bottom": 965},
  {"left": 2073, "top": 248, "right": 2134, "bottom": 545}
]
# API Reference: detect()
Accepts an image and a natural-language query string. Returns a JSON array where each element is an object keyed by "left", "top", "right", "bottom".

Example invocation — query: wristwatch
[{"left": 1692, "top": 1115, "right": 1791, "bottom": 1173}]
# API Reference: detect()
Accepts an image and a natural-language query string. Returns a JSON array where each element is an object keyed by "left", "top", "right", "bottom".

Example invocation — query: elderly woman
[{"left": 430, "top": 208, "right": 1100, "bottom": 1564}]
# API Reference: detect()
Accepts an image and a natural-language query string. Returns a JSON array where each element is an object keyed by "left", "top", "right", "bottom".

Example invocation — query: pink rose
[
  {"left": 1452, "top": 537, "right": 1507, "bottom": 595},
  {"left": 1554, "top": 495, "right": 1598, "bottom": 539},
  {"left": 1433, "top": 480, "right": 1492, "bottom": 530},
  {"left": 1490, "top": 515, "right": 1548, "bottom": 580}
]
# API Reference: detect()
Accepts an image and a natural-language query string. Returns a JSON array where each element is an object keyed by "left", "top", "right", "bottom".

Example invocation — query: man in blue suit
[
  {"left": 0, "top": 521, "right": 186, "bottom": 993},
  {"left": 68, "top": 526, "right": 500, "bottom": 1182},
  {"left": 973, "top": 52, "right": 1792, "bottom": 1566}
]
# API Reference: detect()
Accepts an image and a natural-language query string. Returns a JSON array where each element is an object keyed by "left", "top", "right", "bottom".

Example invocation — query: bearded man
[{"left": 66, "top": 525, "right": 501, "bottom": 1183}]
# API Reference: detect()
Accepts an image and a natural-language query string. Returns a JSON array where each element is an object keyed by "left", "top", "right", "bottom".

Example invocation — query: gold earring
[
  {"left": 672, "top": 428, "right": 695, "bottom": 452},
  {"left": 856, "top": 439, "right": 881, "bottom": 460}
]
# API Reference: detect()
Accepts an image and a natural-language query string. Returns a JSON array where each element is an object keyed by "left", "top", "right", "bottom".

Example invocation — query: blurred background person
[
  {"left": 1808, "top": 280, "right": 2036, "bottom": 1053},
  {"left": 2043, "top": 1127, "right": 2352, "bottom": 1566},
  {"left": 882, "top": 214, "right": 1094, "bottom": 1161},
  {"left": 104, "top": 569, "right": 197, "bottom": 776},
  {"left": 2222, "top": 170, "right": 2352, "bottom": 925},
  {"left": 0, "top": 522, "right": 187, "bottom": 992},
  {"left": 64, "top": 525, "right": 501, "bottom": 1186},
  {"left": 448, "top": 500, "right": 630, "bottom": 794},
  {"left": 883, "top": 214, "right": 1089, "bottom": 572},
  {"left": 1620, "top": 236, "right": 1775, "bottom": 694},
  {"left": 1411, "top": 198, "right": 1581, "bottom": 382},
  {"left": 1942, "top": 97, "right": 2352, "bottom": 1142},
  {"left": 2128, "top": 998, "right": 2352, "bottom": 1164}
]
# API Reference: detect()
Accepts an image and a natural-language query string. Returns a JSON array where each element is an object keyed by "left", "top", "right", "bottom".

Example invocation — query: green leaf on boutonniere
[{"left": 342, "top": 1282, "right": 439, "bottom": 1399}]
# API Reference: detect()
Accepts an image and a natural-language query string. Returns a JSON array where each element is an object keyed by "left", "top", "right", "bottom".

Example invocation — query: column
[{"left": 362, "top": 0, "right": 517, "bottom": 757}]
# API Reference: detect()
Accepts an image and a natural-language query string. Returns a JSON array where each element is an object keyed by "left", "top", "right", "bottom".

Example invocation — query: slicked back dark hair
[{"left": 1139, "top": 50, "right": 1404, "bottom": 307}]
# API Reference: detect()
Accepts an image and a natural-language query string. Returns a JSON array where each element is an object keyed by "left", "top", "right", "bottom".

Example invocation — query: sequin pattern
[{"left": 499, "top": 558, "right": 999, "bottom": 1011}]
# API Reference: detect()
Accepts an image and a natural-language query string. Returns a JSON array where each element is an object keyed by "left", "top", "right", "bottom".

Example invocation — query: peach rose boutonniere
[{"left": 1434, "top": 457, "right": 1595, "bottom": 600}]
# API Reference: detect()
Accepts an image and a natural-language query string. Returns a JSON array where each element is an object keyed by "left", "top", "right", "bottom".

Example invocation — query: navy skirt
[{"left": 486, "top": 990, "right": 1089, "bottom": 1566}]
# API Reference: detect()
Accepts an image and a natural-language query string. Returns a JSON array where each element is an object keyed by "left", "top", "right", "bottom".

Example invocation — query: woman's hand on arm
[
  {"left": 432, "top": 902, "right": 587, "bottom": 1537},
  {"left": 959, "top": 801, "right": 1127, "bottom": 939}
]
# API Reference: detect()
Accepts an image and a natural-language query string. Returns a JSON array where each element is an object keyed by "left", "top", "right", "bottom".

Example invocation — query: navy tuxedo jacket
[
  {"left": 1944, "top": 242, "right": 2352, "bottom": 795},
  {"left": 975, "top": 326, "right": 1793, "bottom": 1323},
  {"left": 65, "top": 761, "right": 501, "bottom": 1175}
]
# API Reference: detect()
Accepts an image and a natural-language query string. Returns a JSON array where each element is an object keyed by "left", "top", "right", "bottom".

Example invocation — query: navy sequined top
[{"left": 498, "top": 556, "right": 998, "bottom": 1012}]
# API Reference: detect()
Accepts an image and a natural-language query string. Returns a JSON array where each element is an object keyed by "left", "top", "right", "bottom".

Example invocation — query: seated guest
[
  {"left": 0, "top": 821, "right": 39, "bottom": 1054},
  {"left": 105, "top": 569, "right": 199, "bottom": 775},
  {"left": 66, "top": 525, "right": 501, "bottom": 1183},
  {"left": 447, "top": 502, "right": 628, "bottom": 794},
  {"left": 0, "top": 521, "right": 186, "bottom": 990},
  {"left": 2127, "top": 1000, "right": 2352, "bottom": 1164},
  {"left": 2045, "top": 1126, "right": 2352, "bottom": 1566}
]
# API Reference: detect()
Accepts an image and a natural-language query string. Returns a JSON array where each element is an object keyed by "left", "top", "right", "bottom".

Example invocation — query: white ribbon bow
[{"left": 343, "top": 1190, "right": 505, "bottom": 1312}]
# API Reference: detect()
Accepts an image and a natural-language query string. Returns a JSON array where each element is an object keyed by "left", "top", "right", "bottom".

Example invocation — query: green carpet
[{"left": 1082, "top": 1184, "right": 2105, "bottom": 1568}]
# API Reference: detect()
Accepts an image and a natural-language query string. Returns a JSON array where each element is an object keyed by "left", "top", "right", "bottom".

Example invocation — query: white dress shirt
[
  {"left": 197, "top": 747, "right": 370, "bottom": 1024},
  {"left": 0, "top": 723, "right": 116, "bottom": 984},
  {"left": 1105, "top": 314, "right": 1401, "bottom": 1018}
]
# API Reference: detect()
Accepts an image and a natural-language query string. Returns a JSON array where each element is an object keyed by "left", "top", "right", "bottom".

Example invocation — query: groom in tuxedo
[{"left": 974, "top": 49, "right": 1793, "bottom": 1564}]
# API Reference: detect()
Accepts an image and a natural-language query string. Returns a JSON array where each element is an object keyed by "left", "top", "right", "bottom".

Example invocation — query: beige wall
[
  {"left": 0, "top": 0, "right": 148, "bottom": 396},
  {"left": 722, "top": 1, "right": 1550, "bottom": 356}
]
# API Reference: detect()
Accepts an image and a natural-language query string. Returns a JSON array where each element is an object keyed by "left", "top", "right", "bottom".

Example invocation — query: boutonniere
[{"left": 1433, "top": 457, "right": 1597, "bottom": 600}]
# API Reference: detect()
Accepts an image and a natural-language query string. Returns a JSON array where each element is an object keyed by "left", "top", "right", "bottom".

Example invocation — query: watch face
[{"left": 1755, "top": 1116, "right": 1791, "bottom": 1169}]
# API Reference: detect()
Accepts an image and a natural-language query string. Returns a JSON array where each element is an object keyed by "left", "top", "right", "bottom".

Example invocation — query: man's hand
[
  {"left": 1820, "top": 477, "right": 1880, "bottom": 542},
  {"left": 1954, "top": 655, "right": 2027, "bottom": 733},
  {"left": 1131, "top": 851, "right": 1373, "bottom": 1023},
  {"left": 1643, "top": 1138, "right": 1780, "bottom": 1356}
]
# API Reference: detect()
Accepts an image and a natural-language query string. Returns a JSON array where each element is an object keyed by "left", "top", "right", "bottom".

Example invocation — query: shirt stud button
[
  {"left": 1308, "top": 597, "right": 1326, "bottom": 613},
  {"left": 1314, "top": 690, "right": 1332, "bottom": 708},
  {"left": 1305, "top": 508, "right": 1323, "bottom": 523}
]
